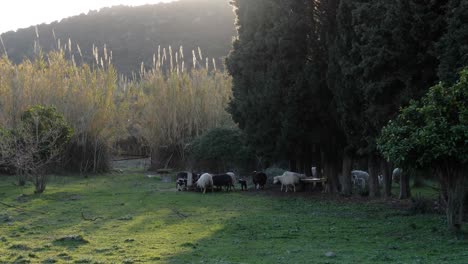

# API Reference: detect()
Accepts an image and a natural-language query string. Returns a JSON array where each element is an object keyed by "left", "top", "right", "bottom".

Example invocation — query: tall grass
[
  {"left": 125, "top": 45, "right": 234, "bottom": 169},
  {"left": 0, "top": 39, "right": 233, "bottom": 173}
]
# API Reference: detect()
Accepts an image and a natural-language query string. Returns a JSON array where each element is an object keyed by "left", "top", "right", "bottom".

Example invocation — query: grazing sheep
[
  {"left": 176, "top": 171, "right": 189, "bottom": 191},
  {"left": 176, "top": 171, "right": 200, "bottom": 191},
  {"left": 392, "top": 168, "right": 402, "bottom": 184},
  {"left": 378, "top": 174, "right": 383, "bottom": 186},
  {"left": 351, "top": 170, "right": 369, "bottom": 189},
  {"left": 238, "top": 178, "right": 247, "bottom": 190},
  {"left": 212, "top": 174, "right": 234, "bottom": 191},
  {"left": 273, "top": 171, "right": 306, "bottom": 192},
  {"left": 252, "top": 171, "right": 267, "bottom": 190},
  {"left": 176, "top": 178, "right": 187, "bottom": 191},
  {"left": 196, "top": 173, "right": 213, "bottom": 194}
]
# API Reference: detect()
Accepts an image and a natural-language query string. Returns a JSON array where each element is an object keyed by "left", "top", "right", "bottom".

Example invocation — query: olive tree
[
  {"left": 378, "top": 70, "right": 468, "bottom": 232},
  {"left": 0, "top": 105, "right": 73, "bottom": 193}
]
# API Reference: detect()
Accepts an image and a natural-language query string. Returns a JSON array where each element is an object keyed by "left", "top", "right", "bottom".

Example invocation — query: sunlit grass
[{"left": 0, "top": 172, "right": 467, "bottom": 263}]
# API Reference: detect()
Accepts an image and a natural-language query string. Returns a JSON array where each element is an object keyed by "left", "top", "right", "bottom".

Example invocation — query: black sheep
[
  {"left": 212, "top": 174, "right": 234, "bottom": 191},
  {"left": 252, "top": 171, "right": 267, "bottom": 190},
  {"left": 238, "top": 178, "right": 247, "bottom": 191}
]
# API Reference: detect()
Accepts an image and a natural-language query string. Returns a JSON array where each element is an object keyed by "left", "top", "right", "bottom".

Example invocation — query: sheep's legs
[{"left": 293, "top": 184, "right": 296, "bottom": 192}]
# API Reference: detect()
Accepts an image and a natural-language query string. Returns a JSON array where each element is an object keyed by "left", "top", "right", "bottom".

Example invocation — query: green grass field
[{"left": 0, "top": 170, "right": 467, "bottom": 264}]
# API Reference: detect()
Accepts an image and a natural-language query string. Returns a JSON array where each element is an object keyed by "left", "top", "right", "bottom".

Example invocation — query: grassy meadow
[{"left": 0, "top": 169, "right": 467, "bottom": 264}]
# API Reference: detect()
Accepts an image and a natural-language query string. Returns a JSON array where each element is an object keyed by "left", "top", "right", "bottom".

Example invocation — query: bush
[
  {"left": 190, "top": 127, "right": 254, "bottom": 173},
  {"left": 0, "top": 128, "right": 15, "bottom": 175},
  {"left": 64, "top": 133, "right": 111, "bottom": 174},
  {"left": 2, "top": 106, "right": 73, "bottom": 193},
  {"left": 409, "top": 195, "right": 440, "bottom": 215}
]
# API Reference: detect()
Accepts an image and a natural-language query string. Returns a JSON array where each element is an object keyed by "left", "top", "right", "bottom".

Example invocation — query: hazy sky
[{"left": 0, "top": 0, "right": 175, "bottom": 34}]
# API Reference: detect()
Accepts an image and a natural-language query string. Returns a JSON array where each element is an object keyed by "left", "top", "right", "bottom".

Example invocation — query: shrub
[
  {"left": 190, "top": 127, "right": 254, "bottom": 173},
  {"left": 409, "top": 195, "right": 440, "bottom": 215},
  {"left": 3, "top": 105, "right": 73, "bottom": 193}
]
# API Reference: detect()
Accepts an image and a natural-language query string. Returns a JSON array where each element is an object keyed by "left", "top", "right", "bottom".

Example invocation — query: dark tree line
[{"left": 227, "top": 0, "right": 467, "bottom": 229}]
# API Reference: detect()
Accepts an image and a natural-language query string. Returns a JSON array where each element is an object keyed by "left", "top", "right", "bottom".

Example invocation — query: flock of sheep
[
  {"left": 176, "top": 170, "right": 312, "bottom": 194},
  {"left": 351, "top": 168, "right": 402, "bottom": 189},
  {"left": 175, "top": 168, "right": 403, "bottom": 194}
]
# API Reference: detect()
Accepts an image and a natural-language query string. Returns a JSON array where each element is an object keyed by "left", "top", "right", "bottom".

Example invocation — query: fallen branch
[
  {"left": 172, "top": 209, "right": 188, "bottom": 218},
  {"left": 81, "top": 211, "right": 103, "bottom": 221},
  {"left": 0, "top": 201, "right": 17, "bottom": 209},
  {"left": 0, "top": 201, "right": 47, "bottom": 215}
]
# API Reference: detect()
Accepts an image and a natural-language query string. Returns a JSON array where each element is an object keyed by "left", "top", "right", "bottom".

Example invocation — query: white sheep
[
  {"left": 196, "top": 173, "right": 213, "bottom": 194},
  {"left": 273, "top": 171, "right": 306, "bottom": 192},
  {"left": 392, "top": 168, "right": 402, "bottom": 184},
  {"left": 351, "top": 170, "right": 369, "bottom": 189}
]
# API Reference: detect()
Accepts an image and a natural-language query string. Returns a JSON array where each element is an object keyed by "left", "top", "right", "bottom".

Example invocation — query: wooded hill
[{"left": 0, "top": 0, "right": 236, "bottom": 76}]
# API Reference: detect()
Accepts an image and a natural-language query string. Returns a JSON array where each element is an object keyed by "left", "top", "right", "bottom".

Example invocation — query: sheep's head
[{"left": 273, "top": 176, "right": 280, "bottom": 184}]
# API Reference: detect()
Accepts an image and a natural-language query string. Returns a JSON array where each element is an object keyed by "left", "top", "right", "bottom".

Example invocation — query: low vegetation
[{"left": 0, "top": 170, "right": 467, "bottom": 263}]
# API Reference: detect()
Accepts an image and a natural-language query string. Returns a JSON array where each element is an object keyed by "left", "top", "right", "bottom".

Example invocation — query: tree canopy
[{"left": 378, "top": 69, "right": 468, "bottom": 231}]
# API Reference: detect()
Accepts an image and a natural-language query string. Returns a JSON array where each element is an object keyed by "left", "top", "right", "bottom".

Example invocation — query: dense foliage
[
  {"left": 0, "top": 44, "right": 233, "bottom": 174},
  {"left": 437, "top": 0, "right": 468, "bottom": 84},
  {"left": 0, "top": 0, "right": 235, "bottom": 76},
  {"left": 190, "top": 127, "right": 254, "bottom": 173},
  {"left": 228, "top": 0, "right": 467, "bottom": 230},
  {"left": 20, "top": 105, "right": 74, "bottom": 161},
  {"left": 226, "top": 0, "right": 327, "bottom": 172},
  {"left": 332, "top": 0, "right": 448, "bottom": 197},
  {"left": 0, "top": 105, "right": 73, "bottom": 193},
  {"left": 378, "top": 70, "right": 468, "bottom": 231}
]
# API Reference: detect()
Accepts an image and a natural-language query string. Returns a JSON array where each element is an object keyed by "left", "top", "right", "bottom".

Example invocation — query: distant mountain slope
[{"left": 0, "top": 0, "right": 236, "bottom": 75}]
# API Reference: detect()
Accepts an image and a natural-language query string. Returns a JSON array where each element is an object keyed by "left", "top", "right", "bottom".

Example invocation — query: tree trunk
[
  {"left": 304, "top": 158, "right": 312, "bottom": 176},
  {"left": 17, "top": 169, "right": 26, "bottom": 186},
  {"left": 93, "top": 137, "right": 99, "bottom": 173},
  {"left": 380, "top": 160, "right": 392, "bottom": 198},
  {"left": 399, "top": 169, "right": 411, "bottom": 199},
  {"left": 34, "top": 173, "right": 47, "bottom": 194},
  {"left": 324, "top": 153, "right": 339, "bottom": 193},
  {"left": 289, "top": 159, "right": 297, "bottom": 173},
  {"left": 340, "top": 152, "right": 353, "bottom": 196},
  {"left": 446, "top": 169, "right": 465, "bottom": 232},
  {"left": 317, "top": 149, "right": 324, "bottom": 178},
  {"left": 368, "top": 156, "right": 380, "bottom": 198}
]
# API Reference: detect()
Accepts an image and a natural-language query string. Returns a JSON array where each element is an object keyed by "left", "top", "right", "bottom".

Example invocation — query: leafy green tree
[
  {"left": 2, "top": 106, "right": 73, "bottom": 193},
  {"left": 333, "top": 0, "right": 447, "bottom": 197},
  {"left": 378, "top": 69, "right": 468, "bottom": 232}
]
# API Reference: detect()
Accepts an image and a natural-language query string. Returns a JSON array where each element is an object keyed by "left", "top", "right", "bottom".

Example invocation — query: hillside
[{"left": 0, "top": 0, "right": 236, "bottom": 75}]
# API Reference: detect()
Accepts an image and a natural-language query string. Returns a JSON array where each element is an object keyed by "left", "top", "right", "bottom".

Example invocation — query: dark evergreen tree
[
  {"left": 333, "top": 0, "right": 447, "bottom": 197},
  {"left": 227, "top": 0, "right": 313, "bottom": 168},
  {"left": 438, "top": 0, "right": 468, "bottom": 84}
]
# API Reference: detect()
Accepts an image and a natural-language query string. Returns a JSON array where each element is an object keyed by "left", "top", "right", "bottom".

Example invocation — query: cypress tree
[
  {"left": 227, "top": 0, "right": 312, "bottom": 166},
  {"left": 438, "top": 0, "right": 468, "bottom": 84},
  {"left": 333, "top": 0, "right": 447, "bottom": 197}
]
